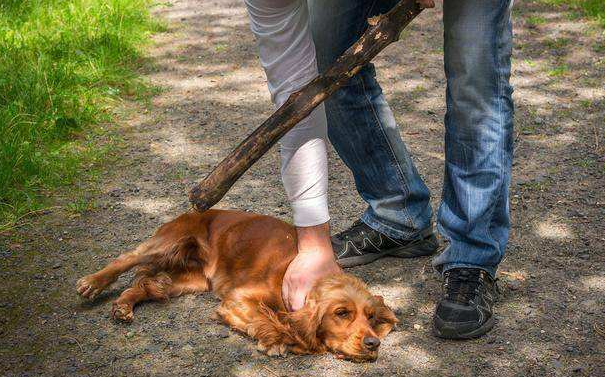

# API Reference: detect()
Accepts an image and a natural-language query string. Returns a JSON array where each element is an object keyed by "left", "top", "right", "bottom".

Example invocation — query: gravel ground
[{"left": 1, "top": 0, "right": 604, "bottom": 376}]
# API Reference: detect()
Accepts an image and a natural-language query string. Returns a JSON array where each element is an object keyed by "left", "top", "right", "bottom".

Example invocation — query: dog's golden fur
[{"left": 76, "top": 209, "right": 398, "bottom": 361}]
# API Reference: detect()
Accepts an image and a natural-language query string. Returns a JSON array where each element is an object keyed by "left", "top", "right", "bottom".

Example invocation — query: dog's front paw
[
  {"left": 111, "top": 302, "right": 134, "bottom": 322},
  {"left": 257, "top": 342, "right": 287, "bottom": 357},
  {"left": 76, "top": 274, "right": 110, "bottom": 300}
]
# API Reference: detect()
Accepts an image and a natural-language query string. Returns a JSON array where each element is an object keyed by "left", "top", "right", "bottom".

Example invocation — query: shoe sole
[
  {"left": 432, "top": 316, "right": 495, "bottom": 340},
  {"left": 337, "top": 235, "right": 439, "bottom": 268}
]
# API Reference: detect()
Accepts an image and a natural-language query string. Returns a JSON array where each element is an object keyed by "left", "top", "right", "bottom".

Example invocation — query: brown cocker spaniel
[{"left": 76, "top": 209, "right": 398, "bottom": 361}]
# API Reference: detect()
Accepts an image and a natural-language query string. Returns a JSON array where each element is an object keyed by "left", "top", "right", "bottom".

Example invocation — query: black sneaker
[
  {"left": 331, "top": 220, "right": 438, "bottom": 268},
  {"left": 433, "top": 268, "right": 499, "bottom": 339}
]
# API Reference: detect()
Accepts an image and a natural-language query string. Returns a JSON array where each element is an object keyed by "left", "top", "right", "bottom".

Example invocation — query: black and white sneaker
[
  {"left": 433, "top": 268, "right": 499, "bottom": 339},
  {"left": 331, "top": 220, "right": 439, "bottom": 268}
]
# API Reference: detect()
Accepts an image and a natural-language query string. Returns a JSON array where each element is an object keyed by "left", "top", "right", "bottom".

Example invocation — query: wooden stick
[{"left": 190, "top": 0, "right": 423, "bottom": 212}]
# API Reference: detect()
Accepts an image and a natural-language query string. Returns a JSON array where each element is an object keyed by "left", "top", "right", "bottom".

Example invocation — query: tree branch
[{"left": 190, "top": 0, "right": 423, "bottom": 212}]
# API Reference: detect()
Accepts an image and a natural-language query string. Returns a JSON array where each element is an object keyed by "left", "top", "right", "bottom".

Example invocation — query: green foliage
[
  {"left": 542, "top": 0, "right": 605, "bottom": 27},
  {"left": 526, "top": 15, "right": 547, "bottom": 26},
  {"left": 66, "top": 197, "right": 98, "bottom": 214},
  {"left": 547, "top": 64, "right": 570, "bottom": 77},
  {"left": 544, "top": 37, "right": 570, "bottom": 49},
  {"left": 0, "top": 0, "right": 163, "bottom": 228}
]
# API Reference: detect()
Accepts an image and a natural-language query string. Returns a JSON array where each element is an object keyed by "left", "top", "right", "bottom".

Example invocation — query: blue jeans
[{"left": 309, "top": 0, "right": 514, "bottom": 277}]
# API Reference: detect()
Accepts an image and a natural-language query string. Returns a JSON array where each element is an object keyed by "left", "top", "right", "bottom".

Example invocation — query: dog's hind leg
[
  {"left": 77, "top": 233, "right": 204, "bottom": 300},
  {"left": 77, "top": 239, "right": 159, "bottom": 300},
  {"left": 166, "top": 270, "right": 211, "bottom": 296},
  {"left": 111, "top": 268, "right": 173, "bottom": 322},
  {"left": 111, "top": 268, "right": 210, "bottom": 322}
]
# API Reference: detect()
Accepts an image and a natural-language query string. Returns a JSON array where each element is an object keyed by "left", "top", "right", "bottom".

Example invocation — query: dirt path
[{"left": 1, "top": 0, "right": 604, "bottom": 376}]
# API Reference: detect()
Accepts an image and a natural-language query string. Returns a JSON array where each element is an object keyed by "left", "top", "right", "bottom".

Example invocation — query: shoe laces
[{"left": 443, "top": 268, "right": 490, "bottom": 305}]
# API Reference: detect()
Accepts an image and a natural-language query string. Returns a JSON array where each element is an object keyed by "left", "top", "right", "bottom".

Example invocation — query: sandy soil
[{"left": 1, "top": 0, "right": 604, "bottom": 376}]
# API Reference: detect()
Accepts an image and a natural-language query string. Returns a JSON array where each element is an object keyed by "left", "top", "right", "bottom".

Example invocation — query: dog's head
[{"left": 289, "top": 274, "right": 398, "bottom": 362}]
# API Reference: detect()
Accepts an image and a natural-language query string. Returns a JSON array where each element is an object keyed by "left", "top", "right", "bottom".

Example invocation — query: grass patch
[
  {"left": 544, "top": 37, "right": 570, "bottom": 49},
  {"left": 576, "top": 158, "right": 596, "bottom": 169},
  {"left": 592, "top": 41, "right": 605, "bottom": 53},
  {"left": 66, "top": 197, "right": 98, "bottom": 215},
  {"left": 526, "top": 15, "right": 547, "bottom": 26},
  {"left": 542, "top": 0, "right": 605, "bottom": 27},
  {"left": 547, "top": 64, "right": 570, "bottom": 77},
  {"left": 214, "top": 43, "right": 228, "bottom": 52},
  {"left": 0, "top": 0, "right": 164, "bottom": 229}
]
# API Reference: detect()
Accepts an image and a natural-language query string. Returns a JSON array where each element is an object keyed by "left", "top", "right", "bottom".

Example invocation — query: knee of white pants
[{"left": 245, "top": 0, "right": 318, "bottom": 106}]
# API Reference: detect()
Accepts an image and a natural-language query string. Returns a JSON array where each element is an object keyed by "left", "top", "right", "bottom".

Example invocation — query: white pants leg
[{"left": 245, "top": 0, "right": 329, "bottom": 227}]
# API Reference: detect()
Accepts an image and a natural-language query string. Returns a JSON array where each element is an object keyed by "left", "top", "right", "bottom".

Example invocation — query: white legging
[{"left": 245, "top": 0, "right": 329, "bottom": 227}]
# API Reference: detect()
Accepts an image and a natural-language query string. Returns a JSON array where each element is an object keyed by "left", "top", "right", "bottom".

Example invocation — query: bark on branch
[{"left": 189, "top": 0, "right": 423, "bottom": 212}]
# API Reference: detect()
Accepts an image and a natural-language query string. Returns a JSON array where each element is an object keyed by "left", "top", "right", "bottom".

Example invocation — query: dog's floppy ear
[
  {"left": 371, "top": 295, "right": 399, "bottom": 338},
  {"left": 287, "top": 297, "right": 328, "bottom": 352}
]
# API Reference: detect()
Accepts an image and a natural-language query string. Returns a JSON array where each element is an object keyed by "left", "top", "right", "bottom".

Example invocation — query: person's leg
[
  {"left": 432, "top": 0, "right": 514, "bottom": 277},
  {"left": 244, "top": 0, "right": 340, "bottom": 312},
  {"left": 432, "top": 0, "right": 514, "bottom": 339},
  {"left": 309, "top": 0, "right": 432, "bottom": 240}
]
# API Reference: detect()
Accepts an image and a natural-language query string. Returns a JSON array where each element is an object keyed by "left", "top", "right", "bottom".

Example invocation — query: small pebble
[{"left": 507, "top": 280, "right": 522, "bottom": 290}]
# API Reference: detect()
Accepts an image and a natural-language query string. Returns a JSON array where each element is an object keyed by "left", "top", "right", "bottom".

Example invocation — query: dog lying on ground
[{"left": 76, "top": 209, "right": 398, "bottom": 361}]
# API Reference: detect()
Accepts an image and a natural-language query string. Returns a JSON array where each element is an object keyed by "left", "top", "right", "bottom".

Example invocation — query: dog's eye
[
  {"left": 367, "top": 313, "right": 375, "bottom": 321},
  {"left": 335, "top": 308, "right": 349, "bottom": 318}
]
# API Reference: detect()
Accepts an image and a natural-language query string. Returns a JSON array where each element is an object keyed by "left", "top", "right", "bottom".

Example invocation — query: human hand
[{"left": 282, "top": 223, "right": 342, "bottom": 311}]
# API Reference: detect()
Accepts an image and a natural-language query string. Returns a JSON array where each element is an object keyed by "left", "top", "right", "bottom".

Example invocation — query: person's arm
[{"left": 245, "top": 0, "right": 340, "bottom": 311}]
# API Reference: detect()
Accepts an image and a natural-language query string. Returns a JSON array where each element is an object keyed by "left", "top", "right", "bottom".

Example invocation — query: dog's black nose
[{"left": 363, "top": 336, "right": 380, "bottom": 350}]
